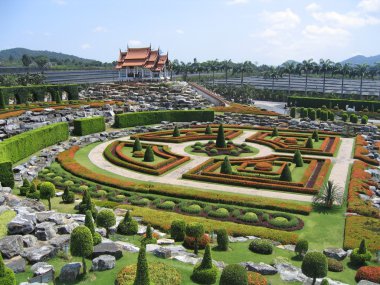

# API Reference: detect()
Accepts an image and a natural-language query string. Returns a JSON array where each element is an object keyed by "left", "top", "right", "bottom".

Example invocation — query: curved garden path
[{"left": 88, "top": 130, "right": 354, "bottom": 203}]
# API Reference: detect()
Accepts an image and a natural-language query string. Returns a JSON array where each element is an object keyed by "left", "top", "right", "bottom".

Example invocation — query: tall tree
[
  {"left": 301, "top": 59, "right": 316, "bottom": 95},
  {"left": 355, "top": 64, "right": 368, "bottom": 97},
  {"left": 282, "top": 62, "right": 296, "bottom": 95},
  {"left": 319, "top": 59, "right": 333, "bottom": 95},
  {"left": 21, "top": 54, "right": 32, "bottom": 67}
]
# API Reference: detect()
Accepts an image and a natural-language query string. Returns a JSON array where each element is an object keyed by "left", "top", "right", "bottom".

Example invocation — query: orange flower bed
[
  {"left": 254, "top": 162, "right": 273, "bottom": 171},
  {"left": 212, "top": 103, "right": 279, "bottom": 116},
  {"left": 355, "top": 266, "right": 380, "bottom": 283},
  {"left": 284, "top": 137, "right": 298, "bottom": 144},
  {"left": 354, "top": 135, "right": 379, "bottom": 166},
  {"left": 0, "top": 110, "right": 26, "bottom": 119}
]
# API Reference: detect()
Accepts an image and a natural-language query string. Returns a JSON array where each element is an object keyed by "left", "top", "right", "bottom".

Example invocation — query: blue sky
[{"left": 0, "top": 0, "right": 379, "bottom": 65}]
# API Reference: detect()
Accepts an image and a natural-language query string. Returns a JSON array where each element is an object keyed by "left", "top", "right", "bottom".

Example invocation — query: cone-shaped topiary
[
  {"left": 26, "top": 182, "right": 40, "bottom": 200},
  {"left": 118, "top": 210, "right": 138, "bottom": 235},
  {"left": 143, "top": 146, "right": 155, "bottom": 162},
  {"left": 141, "top": 224, "right": 157, "bottom": 245},
  {"left": 205, "top": 124, "right": 213, "bottom": 135},
  {"left": 62, "top": 185, "right": 75, "bottom": 203},
  {"left": 0, "top": 254, "right": 16, "bottom": 285},
  {"left": 133, "top": 138, "right": 142, "bottom": 152},
  {"left": 301, "top": 252, "right": 327, "bottom": 285},
  {"left": 200, "top": 244, "right": 213, "bottom": 269},
  {"left": 79, "top": 189, "right": 97, "bottom": 218},
  {"left": 271, "top": 127, "right": 279, "bottom": 137},
  {"left": 350, "top": 239, "right": 372, "bottom": 265},
  {"left": 19, "top": 178, "right": 31, "bottom": 196},
  {"left": 220, "top": 264, "right": 248, "bottom": 285},
  {"left": 173, "top": 125, "right": 181, "bottom": 137},
  {"left": 84, "top": 210, "right": 101, "bottom": 245},
  {"left": 305, "top": 137, "right": 314, "bottom": 149},
  {"left": 220, "top": 156, "right": 232, "bottom": 174},
  {"left": 133, "top": 246, "right": 150, "bottom": 285},
  {"left": 191, "top": 244, "right": 218, "bottom": 284},
  {"left": 280, "top": 164, "right": 292, "bottom": 182},
  {"left": 217, "top": 228, "right": 229, "bottom": 251},
  {"left": 293, "top": 150, "right": 304, "bottom": 167},
  {"left": 312, "top": 130, "right": 319, "bottom": 142},
  {"left": 216, "top": 124, "right": 226, "bottom": 148},
  {"left": 358, "top": 239, "right": 367, "bottom": 254}
]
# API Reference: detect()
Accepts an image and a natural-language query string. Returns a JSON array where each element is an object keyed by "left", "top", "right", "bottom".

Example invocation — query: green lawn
[
  {"left": 0, "top": 210, "right": 16, "bottom": 238},
  {"left": 120, "top": 145, "right": 167, "bottom": 165}
]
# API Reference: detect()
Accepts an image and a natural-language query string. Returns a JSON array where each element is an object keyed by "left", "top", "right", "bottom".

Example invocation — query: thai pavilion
[{"left": 115, "top": 45, "right": 169, "bottom": 80}]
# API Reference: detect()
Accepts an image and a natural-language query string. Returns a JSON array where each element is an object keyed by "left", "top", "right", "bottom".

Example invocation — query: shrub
[
  {"left": 141, "top": 224, "right": 157, "bottom": 245},
  {"left": 173, "top": 125, "right": 181, "bottom": 137},
  {"left": 64, "top": 180, "right": 74, "bottom": 186},
  {"left": 350, "top": 247, "right": 372, "bottom": 266},
  {"left": 209, "top": 208, "right": 230, "bottom": 219},
  {"left": 341, "top": 112, "right": 348, "bottom": 122},
  {"left": 328, "top": 111, "right": 334, "bottom": 121},
  {"left": 230, "top": 150, "right": 238, "bottom": 156},
  {"left": 280, "top": 164, "right": 292, "bottom": 182},
  {"left": 133, "top": 138, "right": 142, "bottom": 152},
  {"left": 181, "top": 204, "right": 202, "bottom": 214},
  {"left": 355, "top": 266, "right": 380, "bottom": 283},
  {"left": 96, "top": 209, "right": 116, "bottom": 238},
  {"left": 70, "top": 226, "right": 93, "bottom": 274},
  {"left": 361, "top": 115, "right": 368, "bottom": 124},
  {"left": 79, "top": 189, "right": 97, "bottom": 218},
  {"left": 327, "top": 258, "right": 343, "bottom": 272},
  {"left": 239, "top": 212, "right": 258, "bottom": 223},
  {"left": 293, "top": 150, "right": 303, "bottom": 167},
  {"left": 210, "top": 149, "right": 218, "bottom": 155},
  {"left": 305, "top": 137, "right": 314, "bottom": 149},
  {"left": 271, "top": 127, "right": 278, "bottom": 137},
  {"left": 26, "top": 183, "right": 40, "bottom": 200},
  {"left": 39, "top": 181, "right": 55, "bottom": 210},
  {"left": 249, "top": 239, "right": 273, "bottom": 255},
  {"left": 118, "top": 210, "right": 138, "bottom": 235},
  {"left": 0, "top": 254, "right": 16, "bottom": 285},
  {"left": 191, "top": 244, "right": 218, "bottom": 284},
  {"left": 290, "top": 107, "right": 296, "bottom": 118},
  {"left": 301, "top": 252, "right": 327, "bottom": 285},
  {"left": 184, "top": 234, "right": 210, "bottom": 251},
  {"left": 0, "top": 161, "right": 14, "bottom": 188},
  {"left": 186, "top": 222, "right": 205, "bottom": 254},
  {"left": 350, "top": 114, "right": 358, "bottom": 123},
  {"left": 134, "top": 246, "right": 150, "bottom": 285},
  {"left": 53, "top": 176, "right": 63, "bottom": 182},
  {"left": 320, "top": 280, "right": 329, "bottom": 285},
  {"left": 19, "top": 178, "right": 31, "bottom": 196},
  {"left": 220, "top": 264, "right": 248, "bottom": 285},
  {"left": 143, "top": 146, "right": 154, "bottom": 162},
  {"left": 157, "top": 200, "right": 176, "bottom": 210},
  {"left": 216, "top": 228, "right": 229, "bottom": 251},
  {"left": 216, "top": 124, "right": 226, "bottom": 148},
  {"left": 295, "top": 239, "right": 308, "bottom": 257},
  {"left": 62, "top": 186, "right": 75, "bottom": 203},
  {"left": 205, "top": 124, "right": 213, "bottom": 135},
  {"left": 308, "top": 109, "right": 316, "bottom": 121},
  {"left": 171, "top": 219, "right": 186, "bottom": 242},
  {"left": 220, "top": 156, "right": 232, "bottom": 174},
  {"left": 247, "top": 272, "right": 267, "bottom": 285},
  {"left": 312, "top": 130, "right": 319, "bottom": 142},
  {"left": 73, "top": 116, "right": 105, "bottom": 136}
]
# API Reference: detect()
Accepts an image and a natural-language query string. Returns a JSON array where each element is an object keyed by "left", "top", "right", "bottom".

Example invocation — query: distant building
[{"left": 115, "top": 45, "right": 169, "bottom": 80}]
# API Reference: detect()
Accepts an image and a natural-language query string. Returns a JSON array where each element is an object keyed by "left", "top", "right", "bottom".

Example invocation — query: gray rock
[
  {"left": 59, "top": 262, "right": 82, "bottom": 282},
  {"left": 153, "top": 247, "right": 172, "bottom": 259},
  {"left": 146, "top": 244, "right": 160, "bottom": 252},
  {"left": 47, "top": 213, "right": 66, "bottom": 225},
  {"left": 7, "top": 213, "right": 36, "bottom": 235},
  {"left": 20, "top": 282, "right": 48, "bottom": 285},
  {"left": 229, "top": 236, "right": 248, "bottom": 243},
  {"left": 4, "top": 255, "right": 26, "bottom": 273},
  {"left": 275, "top": 263, "right": 307, "bottom": 282},
  {"left": 91, "top": 254, "right": 115, "bottom": 271},
  {"left": 36, "top": 211, "right": 55, "bottom": 223},
  {"left": 15, "top": 198, "right": 45, "bottom": 212},
  {"left": 240, "top": 262, "right": 278, "bottom": 275},
  {"left": 114, "top": 241, "right": 139, "bottom": 253},
  {"left": 157, "top": 238, "right": 175, "bottom": 245},
  {"left": 22, "top": 245, "right": 57, "bottom": 263},
  {"left": 22, "top": 234, "right": 38, "bottom": 247},
  {"left": 323, "top": 248, "right": 347, "bottom": 261},
  {"left": 49, "top": 234, "right": 70, "bottom": 249},
  {"left": 0, "top": 235, "right": 24, "bottom": 258},
  {"left": 357, "top": 281, "right": 380, "bottom": 285},
  {"left": 92, "top": 242, "right": 123, "bottom": 260},
  {"left": 31, "top": 262, "right": 54, "bottom": 276},
  {"left": 174, "top": 255, "right": 201, "bottom": 265},
  {"left": 57, "top": 221, "right": 79, "bottom": 234},
  {"left": 35, "top": 222, "right": 56, "bottom": 241}
]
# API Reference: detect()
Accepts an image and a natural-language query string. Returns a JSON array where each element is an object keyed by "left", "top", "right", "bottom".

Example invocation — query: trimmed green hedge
[
  {"left": 0, "top": 122, "right": 69, "bottom": 164},
  {"left": 73, "top": 116, "right": 105, "bottom": 136},
  {"left": 113, "top": 110, "right": 214, "bottom": 128},
  {"left": 0, "top": 161, "right": 14, "bottom": 188},
  {"left": 288, "top": 96, "right": 380, "bottom": 111},
  {"left": 0, "top": 84, "right": 79, "bottom": 107}
]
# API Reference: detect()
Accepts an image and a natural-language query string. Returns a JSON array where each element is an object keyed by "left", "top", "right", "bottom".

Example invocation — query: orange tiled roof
[{"left": 116, "top": 46, "right": 168, "bottom": 71}]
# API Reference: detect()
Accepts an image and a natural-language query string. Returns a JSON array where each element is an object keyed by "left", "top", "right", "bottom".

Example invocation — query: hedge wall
[
  {"left": 0, "top": 122, "right": 69, "bottom": 164},
  {"left": 114, "top": 110, "right": 215, "bottom": 128},
  {"left": 0, "top": 84, "right": 79, "bottom": 107},
  {"left": 73, "top": 116, "right": 105, "bottom": 136},
  {"left": 288, "top": 96, "right": 380, "bottom": 111},
  {"left": 0, "top": 161, "right": 14, "bottom": 188}
]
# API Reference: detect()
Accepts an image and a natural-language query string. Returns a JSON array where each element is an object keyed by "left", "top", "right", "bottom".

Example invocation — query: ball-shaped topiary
[
  {"left": 216, "top": 228, "right": 229, "bottom": 251},
  {"left": 220, "top": 156, "right": 232, "bottom": 175},
  {"left": 293, "top": 150, "right": 304, "bottom": 167},
  {"left": 191, "top": 244, "right": 218, "bottom": 284},
  {"left": 0, "top": 254, "right": 16, "bottom": 285},
  {"left": 171, "top": 219, "right": 186, "bottom": 242},
  {"left": 301, "top": 252, "right": 328, "bottom": 285},
  {"left": 249, "top": 239, "right": 273, "bottom": 255},
  {"left": 39, "top": 181, "right": 56, "bottom": 210},
  {"left": 220, "top": 264, "right": 248, "bottom": 285},
  {"left": 327, "top": 258, "right": 343, "bottom": 272},
  {"left": 280, "top": 164, "right": 292, "bottom": 182},
  {"left": 355, "top": 266, "right": 380, "bottom": 283},
  {"left": 143, "top": 146, "right": 155, "bottom": 162},
  {"left": 70, "top": 226, "right": 94, "bottom": 274},
  {"left": 295, "top": 239, "right": 308, "bottom": 257},
  {"left": 320, "top": 279, "right": 330, "bottom": 285},
  {"left": 96, "top": 209, "right": 116, "bottom": 238},
  {"left": 186, "top": 222, "right": 205, "bottom": 255}
]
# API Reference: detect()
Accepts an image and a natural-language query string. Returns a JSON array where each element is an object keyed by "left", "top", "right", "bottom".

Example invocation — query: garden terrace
[
  {"left": 130, "top": 128, "right": 242, "bottom": 143},
  {"left": 354, "top": 135, "right": 380, "bottom": 166},
  {"left": 246, "top": 131, "right": 340, "bottom": 156},
  {"left": 211, "top": 102, "right": 280, "bottom": 116},
  {"left": 189, "top": 141, "right": 256, "bottom": 157},
  {"left": 183, "top": 154, "right": 331, "bottom": 194},
  {"left": 104, "top": 141, "right": 190, "bottom": 175}
]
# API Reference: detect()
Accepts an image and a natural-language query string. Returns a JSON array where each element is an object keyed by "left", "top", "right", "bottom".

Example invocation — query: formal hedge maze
[
  {"left": 104, "top": 140, "right": 190, "bottom": 175},
  {"left": 130, "top": 128, "right": 242, "bottom": 143},
  {"left": 246, "top": 131, "right": 339, "bottom": 156},
  {"left": 183, "top": 154, "right": 331, "bottom": 194}
]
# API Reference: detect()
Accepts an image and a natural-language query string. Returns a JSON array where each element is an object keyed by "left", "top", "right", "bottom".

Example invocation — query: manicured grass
[
  {"left": 0, "top": 210, "right": 16, "bottom": 237},
  {"left": 120, "top": 145, "right": 167, "bottom": 164},
  {"left": 184, "top": 145, "right": 259, "bottom": 158}
]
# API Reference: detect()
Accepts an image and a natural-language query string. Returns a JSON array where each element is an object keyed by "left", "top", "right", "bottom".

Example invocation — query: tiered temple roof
[{"left": 116, "top": 46, "right": 168, "bottom": 71}]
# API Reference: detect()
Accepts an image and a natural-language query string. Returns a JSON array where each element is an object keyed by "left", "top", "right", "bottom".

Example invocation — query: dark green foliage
[
  {"left": 316, "top": 108, "right": 321, "bottom": 119},
  {"left": 118, "top": 210, "right": 138, "bottom": 235},
  {"left": 0, "top": 254, "right": 16, "bottom": 285},
  {"left": 271, "top": 127, "right": 278, "bottom": 137},
  {"left": 341, "top": 113, "right": 348, "bottom": 122},
  {"left": 73, "top": 116, "right": 105, "bottom": 136},
  {"left": 290, "top": 107, "right": 296, "bottom": 118},
  {"left": 328, "top": 111, "right": 334, "bottom": 121},
  {"left": 186, "top": 222, "right": 205, "bottom": 255},
  {"left": 321, "top": 279, "right": 330, "bottom": 285},
  {"left": 96, "top": 209, "right": 116, "bottom": 238},
  {"left": 114, "top": 110, "right": 214, "bottom": 128},
  {"left": 173, "top": 125, "right": 181, "bottom": 137},
  {"left": 170, "top": 219, "right": 186, "bottom": 242},
  {"left": 39, "top": 181, "right": 55, "bottom": 210},
  {"left": 191, "top": 244, "right": 218, "bottom": 284},
  {"left": 205, "top": 124, "right": 213, "bottom": 135},
  {"left": 359, "top": 239, "right": 367, "bottom": 254},
  {"left": 295, "top": 239, "right": 308, "bottom": 257},
  {"left": 56, "top": 92, "right": 62, "bottom": 104},
  {"left": 85, "top": 210, "right": 96, "bottom": 236},
  {"left": 305, "top": 137, "right": 314, "bottom": 148},
  {"left": 300, "top": 107, "right": 308, "bottom": 118},
  {"left": 350, "top": 114, "right": 358, "bottom": 123},
  {"left": 312, "top": 130, "right": 319, "bottom": 142},
  {"left": 220, "top": 156, "right": 232, "bottom": 175},
  {"left": 293, "top": 150, "right": 304, "bottom": 167},
  {"left": 0, "top": 122, "right": 69, "bottom": 165},
  {"left": 320, "top": 110, "right": 328, "bottom": 121},
  {"left": 143, "top": 146, "right": 154, "bottom": 162},
  {"left": 361, "top": 115, "right": 368, "bottom": 124},
  {"left": 62, "top": 186, "right": 75, "bottom": 203},
  {"left": 19, "top": 178, "right": 31, "bottom": 196},
  {"left": 327, "top": 258, "right": 343, "bottom": 272},
  {"left": 308, "top": 109, "right": 316, "bottom": 120},
  {"left": 301, "top": 252, "right": 328, "bottom": 285},
  {"left": 26, "top": 182, "right": 40, "bottom": 200},
  {"left": 280, "top": 164, "right": 292, "bottom": 182},
  {"left": 216, "top": 228, "right": 229, "bottom": 251},
  {"left": 216, "top": 124, "right": 226, "bottom": 148},
  {"left": 219, "top": 264, "right": 248, "bottom": 285},
  {"left": 70, "top": 226, "right": 93, "bottom": 274},
  {"left": 142, "top": 224, "right": 156, "bottom": 245},
  {"left": 133, "top": 246, "right": 150, "bottom": 285},
  {"left": 0, "top": 95, "right": 5, "bottom": 109},
  {"left": 249, "top": 239, "right": 273, "bottom": 255},
  {"left": 133, "top": 138, "right": 142, "bottom": 152},
  {"left": 0, "top": 161, "right": 14, "bottom": 188},
  {"left": 350, "top": 239, "right": 372, "bottom": 265}
]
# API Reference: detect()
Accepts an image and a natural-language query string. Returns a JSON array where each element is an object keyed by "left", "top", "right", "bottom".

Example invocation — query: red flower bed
[
  {"left": 354, "top": 135, "right": 379, "bottom": 166},
  {"left": 355, "top": 266, "right": 380, "bottom": 283},
  {"left": 183, "top": 234, "right": 210, "bottom": 250},
  {"left": 248, "top": 272, "right": 267, "bottom": 285}
]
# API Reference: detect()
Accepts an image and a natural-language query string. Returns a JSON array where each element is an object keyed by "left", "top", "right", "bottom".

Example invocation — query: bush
[
  {"left": 220, "top": 264, "right": 248, "bottom": 285},
  {"left": 361, "top": 115, "right": 368, "bottom": 124},
  {"left": 312, "top": 130, "right": 319, "bottom": 142},
  {"left": 205, "top": 124, "right": 213, "bottom": 135},
  {"left": 327, "top": 258, "right": 343, "bottom": 272},
  {"left": 293, "top": 150, "right": 303, "bottom": 167},
  {"left": 350, "top": 114, "right": 358, "bottom": 123},
  {"left": 181, "top": 204, "right": 202, "bottom": 214},
  {"left": 249, "top": 239, "right": 273, "bottom": 255},
  {"left": 290, "top": 107, "right": 296, "bottom": 118},
  {"left": 171, "top": 219, "right": 186, "bottom": 242},
  {"left": 216, "top": 124, "right": 226, "bottom": 148},
  {"left": 308, "top": 109, "right": 316, "bottom": 121},
  {"left": 280, "top": 164, "right": 292, "bottom": 182},
  {"left": 143, "top": 146, "right": 154, "bottom": 162},
  {"left": 73, "top": 116, "right": 105, "bottom": 136},
  {"left": 184, "top": 234, "right": 210, "bottom": 250},
  {"left": 239, "top": 212, "right": 258, "bottom": 223},
  {"left": 19, "top": 178, "right": 31, "bottom": 196},
  {"left": 247, "top": 272, "right": 267, "bottom": 285},
  {"left": 210, "top": 149, "right": 218, "bottom": 155},
  {"left": 305, "top": 137, "right": 314, "bottom": 149},
  {"left": 220, "top": 156, "right": 232, "bottom": 174},
  {"left": 157, "top": 200, "right": 176, "bottom": 210},
  {"left": 173, "top": 125, "right": 181, "bottom": 137},
  {"left": 96, "top": 209, "right": 116, "bottom": 238},
  {"left": 117, "top": 210, "right": 138, "bottom": 235},
  {"left": 0, "top": 254, "right": 16, "bottom": 285},
  {"left": 64, "top": 180, "right": 74, "bottom": 186},
  {"left": 350, "top": 248, "right": 372, "bottom": 266},
  {"left": 271, "top": 127, "right": 278, "bottom": 137},
  {"left": 320, "top": 279, "right": 329, "bottom": 285},
  {"left": 295, "top": 239, "right": 308, "bottom": 257},
  {"left": 62, "top": 186, "right": 75, "bottom": 203},
  {"left": 0, "top": 161, "right": 14, "bottom": 188},
  {"left": 355, "top": 266, "right": 380, "bottom": 283},
  {"left": 191, "top": 245, "right": 218, "bottom": 284},
  {"left": 70, "top": 226, "right": 94, "bottom": 274},
  {"left": 93, "top": 232, "right": 102, "bottom": 245},
  {"left": 209, "top": 208, "right": 230, "bottom": 219},
  {"left": 216, "top": 228, "right": 229, "bottom": 251},
  {"left": 301, "top": 252, "right": 327, "bottom": 284},
  {"left": 341, "top": 112, "right": 348, "bottom": 122},
  {"left": 133, "top": 138, "right": 142, "bottom": 152},
  {"left": 39, "top": 181, "right": 55, "bottom": 210}
]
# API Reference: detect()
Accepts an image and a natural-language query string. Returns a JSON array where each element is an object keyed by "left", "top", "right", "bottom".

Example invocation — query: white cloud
[
  {"left": 93, "top": 26, "right": 107, "bottom": 33},
  {"left": 176, "top": 29, "right": 184, "bottom": 34},
  {"left": 312, "top": 11, "right": 380, "bottom": 27},
  {"left": 302, "top": 25, "right": 350, "bottom": 40},
  {"left": 81, "top": 43, "right": 91, "bottom": 50},
  {"left": 358, "top": 0, "right": 380, "bottom": 12},
  {"left": 226, "top": 0, "right": 249, "bottom": 5},
  {"left": 128, "top": 40, "right": 143, "bottom": 47},
  {"left": 52, "top": 0, "right": 67, "bottom": 5},
  {"left": 261, "top": 8, "right": 301, "bottom": 29},
  {"left": 258, "top": 29, "right": 278, "bottom": 38},
  {"left": 305, "top": 2, "right": 321, "bottom": 12}
]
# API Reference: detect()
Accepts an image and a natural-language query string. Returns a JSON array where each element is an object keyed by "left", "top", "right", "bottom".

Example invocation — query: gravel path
[{"left": 88, "top": 131, "right": 354, "bottom": 203}]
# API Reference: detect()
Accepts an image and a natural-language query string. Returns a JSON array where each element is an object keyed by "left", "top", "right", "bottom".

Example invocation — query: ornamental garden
[{"left": 0, "top": 88, "right": 379, "bottom": 285}]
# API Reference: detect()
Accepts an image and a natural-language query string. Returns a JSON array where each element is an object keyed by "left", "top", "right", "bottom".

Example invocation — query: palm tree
[
  {"left": 301, "top": 59, "right": 316, "bottom": 95},
  {"left": 236, "top": 61, "right": 253, "bottom": 86},
  {"left": 335, "top": 63, "right": 351, "bottom": 95},
  {"left": 264, "top": 66, "right": 281, "bottom": 94},
  {"left": 221, "top": 60, "right": 232, "bottom": 84},
  {"left": 180, "top": 61, "right": 192, "bottom": 81},
  {"left": 355, "top": 64, "right": 368, "bottom": 97},
  {"left": 319, "top": 59, "right": 333, "bottom": 95},
  {"left": 313, "top": 180, "right": 342, "bottom": 209},
  {"left": 208, "top": 60, "right": 219, "bottom": 87},
  {"left": 282, "top": 62, "right": 296, "bottom": 95}
]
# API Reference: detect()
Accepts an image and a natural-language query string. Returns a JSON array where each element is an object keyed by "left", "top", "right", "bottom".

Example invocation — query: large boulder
[
  {"left": 14, "top": 198, "right": 45, "bottom": 212},
  {"left": 30, "top": 262, "right": 54, "bottom": 276},
  {"left": 274, "top": 263, "right": 307, "bottom": 282},
  {"left": 0, "top": 235, "right": 24, "bottom": 258},
  {"left": 91, "top": 254, "right": 115, "bottom": 271},
  {"left": 7, "top": 213, "right": 36, "bottom": 235},
  {"left": 114, "top": 241, "right": 139, "bottom": 253},
  {"left": 22, "top": 234, "right": 38, "bottom": 247},
  {"left": 47, "top": 213, "right": 67, "bottom": 225},
  {"left": 92, "top": 242, "right": 123, "bottom": 260},
  {"left": 57, "top": 222, "right": 79, "bottom": 234},
  {"left": 22, "top": 245, "right": 57, "bottom": 263},
  {"left": 240, "top": 262, "right": 278, "bottom": 275},
  {"left": 36, "top": 211, "right": 55, "bottom": 223},
  {"left": 49, "top": 234, "right": 70, "bottom": 249},
  {"left": 35, "top": 222, "right": 56, "bottom": 241},
  {"left": 323, "top": 248, "right": 347, "bottom": 261},
  {"left": 4, "top": 255, "right": 26, "bottom": 273},
  {"left": 59, "top": 262, "right": 82, "bottom": 283}
]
